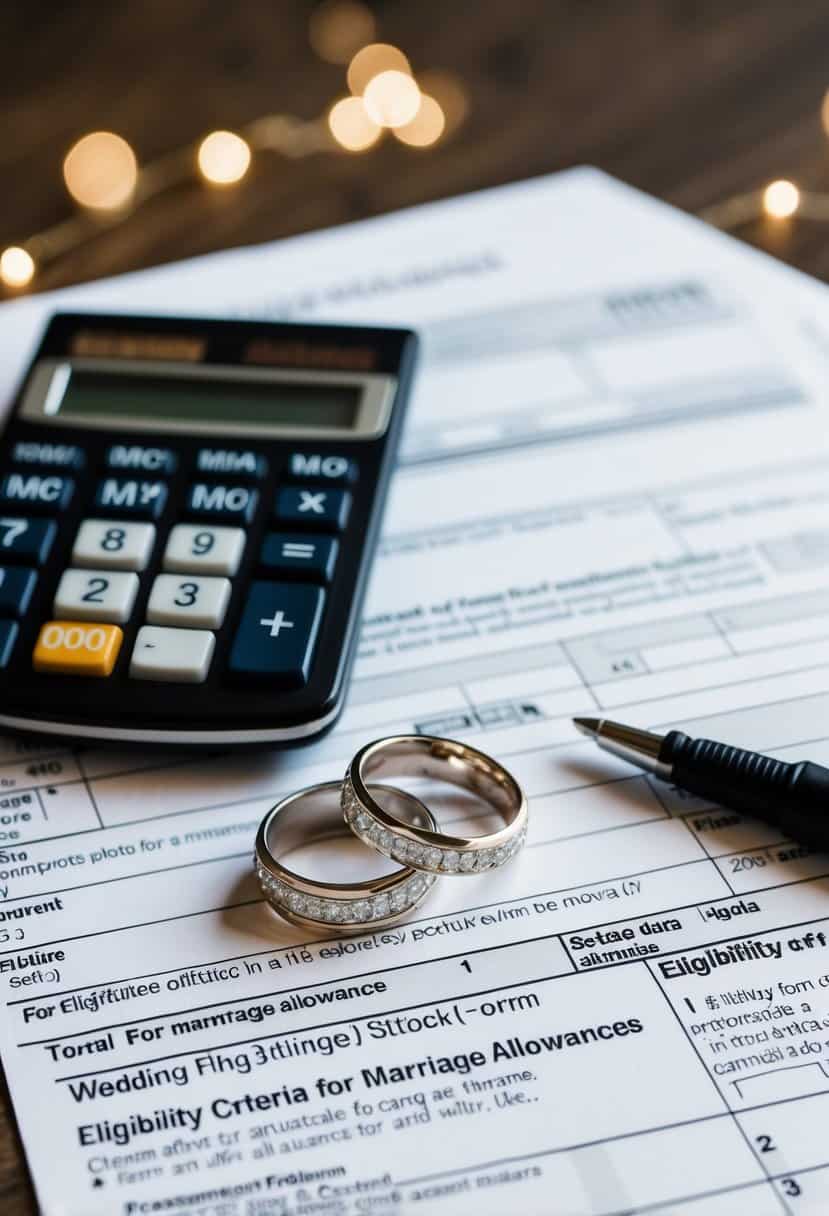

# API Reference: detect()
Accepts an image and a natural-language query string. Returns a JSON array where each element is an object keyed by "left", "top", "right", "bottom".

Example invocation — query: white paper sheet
[{"left": 3, "top": 169, "right": 829, "bottom": 1214}]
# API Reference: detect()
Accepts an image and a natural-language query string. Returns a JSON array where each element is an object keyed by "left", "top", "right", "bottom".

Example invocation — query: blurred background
[{"left": 4, "top": 0, "right": 829, "bottom": 299}]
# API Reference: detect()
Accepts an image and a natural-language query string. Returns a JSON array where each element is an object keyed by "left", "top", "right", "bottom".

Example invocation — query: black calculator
[{"left": 0, "top": 313, "right": 417, "bottom": 746}]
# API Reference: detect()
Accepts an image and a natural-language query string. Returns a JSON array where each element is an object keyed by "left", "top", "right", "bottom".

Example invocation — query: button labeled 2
[
  {"left": 54, "top": 569, "right": 139, "bottom": 624},
  {"left": 33, "top": 621, "right": 123, "bottom": 676}
]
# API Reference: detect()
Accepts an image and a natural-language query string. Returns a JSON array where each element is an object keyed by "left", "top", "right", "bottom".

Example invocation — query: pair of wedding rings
[{"left": 254, "top": 735, "right": 528, "bottom": 935}]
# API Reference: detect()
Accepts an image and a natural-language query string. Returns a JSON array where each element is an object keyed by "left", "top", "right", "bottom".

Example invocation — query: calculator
[{"left": 0, "top": 313, "right": 417, "bottom": 746}]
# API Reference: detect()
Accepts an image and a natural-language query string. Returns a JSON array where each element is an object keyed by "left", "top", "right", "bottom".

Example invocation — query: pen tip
[{"left": 573, "top": 717, "right": 602, "bottom": 738}]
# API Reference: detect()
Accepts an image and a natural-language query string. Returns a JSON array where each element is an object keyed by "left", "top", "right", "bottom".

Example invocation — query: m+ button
[{"left": 229, "top": 581, "right": 325, "bottom": 685}]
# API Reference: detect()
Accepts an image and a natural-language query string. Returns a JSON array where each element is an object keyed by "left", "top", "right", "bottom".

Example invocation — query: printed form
[{"left": 3, "top": 170, "right": 829, "bottom": 1215}]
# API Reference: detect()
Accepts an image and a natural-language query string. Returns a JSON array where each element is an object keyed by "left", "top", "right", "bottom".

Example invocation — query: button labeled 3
[
  {"left": 54, "top": 569, "right": 139, "bottom": 623},
  {"left": 147, "top": 575, "right": 231, "bottom": 629},
  {"left": 33, "top": 621, "right": 123, "bottom": 676}
]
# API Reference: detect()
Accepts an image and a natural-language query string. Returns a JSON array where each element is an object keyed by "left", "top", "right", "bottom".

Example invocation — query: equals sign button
[{"left": 261, "top": 533, "right": 339, "bottom": 582}]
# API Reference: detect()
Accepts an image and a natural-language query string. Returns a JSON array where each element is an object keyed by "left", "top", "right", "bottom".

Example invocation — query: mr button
[{"left": 229, "top": 582, "right": 324, "bottom": 686}]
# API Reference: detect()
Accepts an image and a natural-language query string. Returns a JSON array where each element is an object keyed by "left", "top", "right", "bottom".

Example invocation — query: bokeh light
[
  {"left": 363, "top": 71, "right": 421, "bottom": 129},
  {"left": 393, "top": 95, "right": 446, "bottom": 147},
  {"left": 328, "top": 96, "right": 382, "bottom": 151},
  {"left": 63, "top": 132, "right": 138, "bottom": 210},
  {"left": 0, "top": 246, "right": 35, "bottom": 288},
  {"left": 197, "top": 131, "right": 252, "bottom": 185},
  {"left": 310, "top": 0, "right": 376, "bottom": 64},
  {"left": 763, "top": 179, "right": 800, "bottom": 219},
  {"left": 347, "top": 44, "right": 411, "bottom": 96}
]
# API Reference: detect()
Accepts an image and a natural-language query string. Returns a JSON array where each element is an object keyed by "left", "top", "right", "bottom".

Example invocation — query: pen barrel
[{"left": 662, "top": 732, "right": 829, "bottom": 851}]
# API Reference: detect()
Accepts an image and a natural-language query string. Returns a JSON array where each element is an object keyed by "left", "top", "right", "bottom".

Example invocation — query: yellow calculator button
[{"left": 33, "top": 621, "right": 123, "bottom": 676}]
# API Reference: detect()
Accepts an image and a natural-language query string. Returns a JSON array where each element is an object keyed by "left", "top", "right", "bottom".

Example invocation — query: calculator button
[
  {"left": 72, "top": 520, "right": 156, "bottom": 571},
  {"left": 146, "top": 575, "right": 231, "bottom": 629},
  {"left": 186, "top": 483, "right": 258, "bottom": 523},
  {"left": 0, "top": 568, "right": 37, "bottom": 617},
  {"left": 229, "top": 582, "right": 324, "bottom": 685},
  {"left": 274, "top": 487, "right": 351, "bottom": 531},
  {"left": 0, "top": 621, "right": 17, "bottom": 667},
  {"left": 288, "top": 452, "right": 357, "bottom": 484},
  {"left": 260, "top": 533, "right": 338, "bottom": 582},
  {"left": 130, "top": 626, "right": 215, "bottom": 683},
  {"left": 94, "top": 478, "right": 168, "bottom": 519},
  {"left": 196, "top": 448, "right": 268, "bottom": 479},
  {"left": 33, "top": 621, "right": 123, "bottom": 677},
  {"left": 53, "top": 569, "right": 139, "bottom": 624},
  {"left": 106, "top": 444, "right": 178, "bottom": 474},
  {"left": 0, "top": 473, "right": 74, "bottom": 512},
  {"left": 12, "top": 442, "right": 85, "bottom": 470},
  {"left": 163, "top": 525, "right": 245, "bottom": 575},
  {"left": 0, "top": 518, "right": 56, "bottom": 565}
]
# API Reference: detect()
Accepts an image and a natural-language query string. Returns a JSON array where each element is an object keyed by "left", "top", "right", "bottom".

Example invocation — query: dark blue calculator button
[
  {"left": 0, "top": 473, "right": 74, "bottom": 513},
  {"left": 186, "top": 483, "right": 259, "bottom": 523},
  {"left": 287, "top": 452, "right": 357, "bottom": 484},
  {"left": 94, "top": 478, "right": 168, "bottom": 519},
  {"left": 12, "top": 442, "right": 85, "bottom": 470},
  {"left": 0, "top": 568, "right": 36, "bottom": 617},
  {"left": 229, "top": 582, "right": 324, "bottom": 685},
  {"left": 0, "top": 620, "right": 18, "bottom": 667},
  {"left": 275, "top": 487, "right": 351, "bottom": 532},
  {"left": 260, "top": 533, "right": 338, "bottom": 582},
  {"left": 196, "top": 449, "right": 268, "bottom": 479},
  {"left": 0, "top": 518, "right": 56, "bottom": 564},
  {"left": 106, "top": 444, "right": 178, "bottom": 474}
]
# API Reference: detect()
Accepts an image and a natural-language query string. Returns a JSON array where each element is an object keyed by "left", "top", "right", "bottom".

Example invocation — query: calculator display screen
[{"left": 54, "top": 370, "right": 362, "bottom": 431}]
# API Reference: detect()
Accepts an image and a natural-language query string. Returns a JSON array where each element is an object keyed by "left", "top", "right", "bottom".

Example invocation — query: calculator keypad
[
  {"left": 12, "top": 440, "right": 360, "bottom": 691},
  {"left": 72, "top": 520, "right": 156, "bottom": 571},
  {"left": 130, "top": 626, "right": 215, "bottom": 682},
  {"left": 163, "top": 525, "right": 245, "bottom": 575},
  {"left": 54, "top": 569, "right": 139, "bottom": 624},
  {"left": 147, "top": 574, "right": 231, "bottom": 629}
]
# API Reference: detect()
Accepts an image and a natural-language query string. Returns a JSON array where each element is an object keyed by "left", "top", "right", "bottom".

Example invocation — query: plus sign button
[{"left": 229, "top": 581, "right": 325, "bottom": 685}]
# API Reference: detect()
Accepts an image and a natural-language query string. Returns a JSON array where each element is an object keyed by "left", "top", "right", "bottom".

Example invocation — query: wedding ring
[
  {"left": 255, "top": 781, "right": 438, "bottom": 934},
  {"left": 342, "top": 735, "right": 528, "bottom": 875}
]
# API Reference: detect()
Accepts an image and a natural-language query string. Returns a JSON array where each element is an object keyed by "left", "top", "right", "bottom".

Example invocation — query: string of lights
[
  {"left": 0, "top": 1, "right": 822, "bottom": 295},
  {"left": 0, "top": 2, "right": 467, "bottom": 293}
]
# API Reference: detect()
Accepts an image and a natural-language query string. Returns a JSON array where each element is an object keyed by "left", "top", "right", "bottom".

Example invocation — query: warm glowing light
[
  {"left": 63, "top": 132, "right": 138, "bottom": 210},
  {"left": 328, "top": 96, "right": 382, "bottom": 151},
  {"left": 763, "top": 179, "right": 800, "bottom": 219},
  {"left": 416, "top": 70, "right": 469, "bottom": 134},
  {"left": 822, "top": 90, "right": 829, "bottom": 137},
  {"left": 347, "top": 43, "right": 411, "bottom": 96},
  {"left": 0, "top": 246, "right": 35, "bottom": 288},
  {"left": 310, "top": 0, "right": 376, "bottom": 64},
  {"left": 197, "top": 131, "right": 251, "bottom": 185},
  {"left": 363, "top": 71, "right": 421, "bottom": 129},
  {"left": 393, "top": 94, "right": 445, "bottom": 147}
]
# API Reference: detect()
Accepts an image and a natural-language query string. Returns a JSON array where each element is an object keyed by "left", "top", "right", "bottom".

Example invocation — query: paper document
[{"left": 4, "top": 169, "right": 829, "bottom": 1214}]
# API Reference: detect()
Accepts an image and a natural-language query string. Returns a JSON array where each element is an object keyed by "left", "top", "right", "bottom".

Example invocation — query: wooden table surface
[{"left": 3, "top": 0, "right": 829, "bottom": 1209}]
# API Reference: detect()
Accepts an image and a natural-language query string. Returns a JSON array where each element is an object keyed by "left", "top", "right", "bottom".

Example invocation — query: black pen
[{"left": 573, "top": 717, "right": 829, "bottom": 852}]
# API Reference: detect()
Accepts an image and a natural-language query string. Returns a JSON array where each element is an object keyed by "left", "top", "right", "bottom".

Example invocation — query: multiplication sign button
[{"left": 229, "top": 582, "right": 325, "bottom": 685}]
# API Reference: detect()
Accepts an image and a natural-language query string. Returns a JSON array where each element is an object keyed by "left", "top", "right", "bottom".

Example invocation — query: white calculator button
[
  {"left": 72, "top": 519, "right": 156, "bottom": 571},
  {"left": 53, "top": 569, "right": 139, "bottom": 624},
  {"left": 163, "top": 525, "right": 245, "bottom": 575},
  {"left": 146, "top": 574, "right": 231, "bottom": 629},
  {"left": 130, "top": 626, "right": 215, "bottom": 682}
]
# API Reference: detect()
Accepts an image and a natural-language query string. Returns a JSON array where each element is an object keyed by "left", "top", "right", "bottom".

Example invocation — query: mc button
[{"left": 0, "top": 473, "right": 74, "bottom": 513}]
